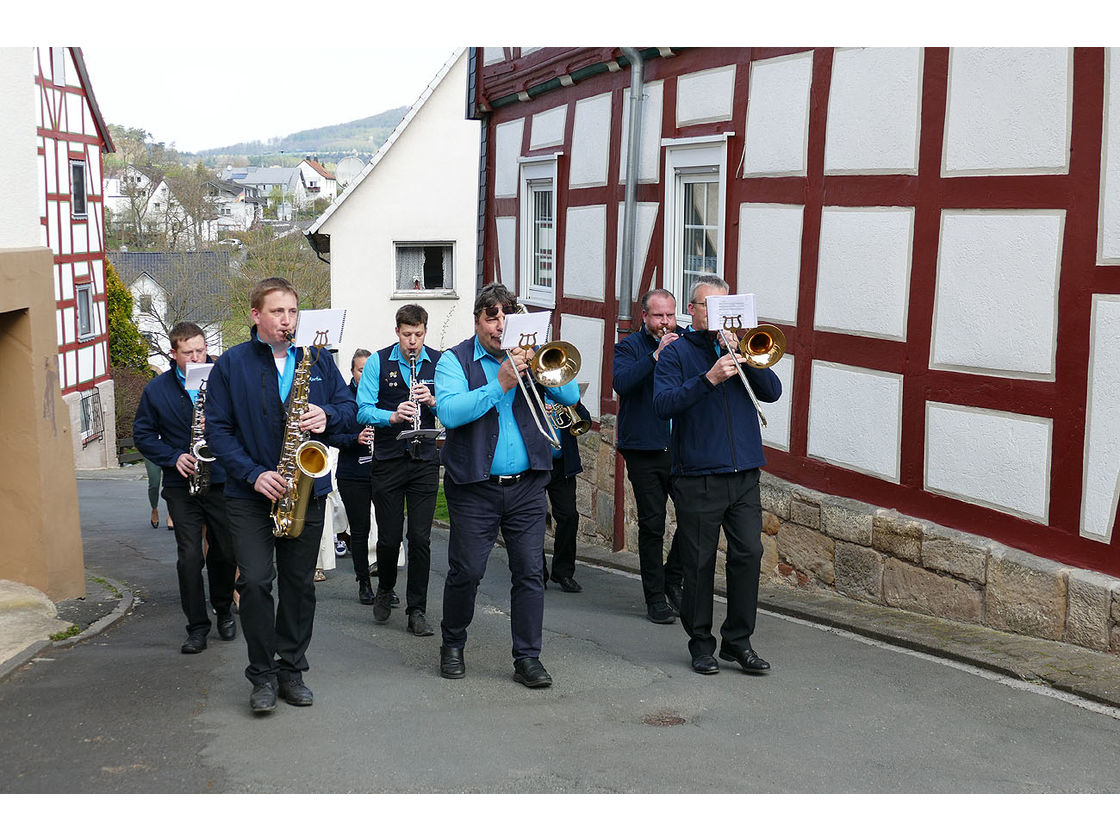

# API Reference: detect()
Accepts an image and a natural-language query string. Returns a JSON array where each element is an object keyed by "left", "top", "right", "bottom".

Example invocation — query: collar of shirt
[
  {"left": 472, "top": 335, "right": 504, "bottom": 365},
  {"left": 389, "top": 344, "right": 433, "bottom": 367},
  {"left": 175, "top": 365, "right": 200, "bottom": 402}
]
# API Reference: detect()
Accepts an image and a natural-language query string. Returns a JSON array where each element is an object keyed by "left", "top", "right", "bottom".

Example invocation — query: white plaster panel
[
  {"left": 483, "top": 48, "right": 507, "bottom": 66},
  {"left": 614, "top": 202, "right": 659, "bottom": 302},
  {"left": 569, "top": 92, "right": 613, "bottom": 188},
  {"left": 931, "top": 210, "right": 1063, "bottom": 379},
  {"left": 743, "top": 52, "right": 813, "bottom": 177},
  {"left": 943, "top": 48, "right": 1071, "bottom": 176},
  {"left": 620, "top": 79, "right": 664, "bottom": 183},
  {"left": 558, "top": 314, "right": 604, "bottom": 418},
  {"left": 43, "top": 140, "right": 57, "bottom": 195},
  {"left": 1100, "top": 48, "right": 1120, "bottom": 264},
  {"left": 62, "top": 304, "right": 74, "bottom": 343},
  {"left": 676, "top": 64, "right": 736, "bottom": 127},
  {"left": 1081, "top": 295, "right": 1120, "bottom": 541},
  {"left": 737, "top": 203, "right": 803, "bottom": 324},
  {"left": 562, "top": 204, "right": 606, "bottom": 301},
  {"left": 64, "top": 350, "right": 75, "bottom": 388},
  {"left": 496, "top": 216, "right": 517, "bottom": 288},
  {"left": 760, "top": 354, "right": 794, "bottom": 452},
  {"left": 494, "top": 119, "right": 524, "bottom": 198},
  {"left": 73, "top": 221, "right": 88, "bottom": 254},
  {"left": 807, "top": 362, "right": 902, "bottom": 482},
  {"left": 815, "top": 207, "right": 913, "bottom": 340},
  {"left": 55, "top": 309, "right": 63, "bottom": 345},
  {"left": 530, "top": 105, "right": 567, "bottom": 150},
  {"left": 59, "top": 208, "right": 70, "bottom": 254},
  {"left": 95, "top": 343, "right": 105, "bottom": 377},
  {"left": 926, "top": 403, "right": 1052, "bottom": 523},
  {"left": 0, "top": 48, "right": 41, "bottom": 247},
  {"left": 77, "top": 345, "right": 93, "bottom": 382},
  {"left": 825, "top": 48, "right": 922, "bottom": 174}
]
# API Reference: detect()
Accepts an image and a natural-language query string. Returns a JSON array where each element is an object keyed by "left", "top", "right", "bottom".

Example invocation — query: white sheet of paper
[
  {"left": 293, "top": 308, "right": 347, "bottom": 348},
  {"left": 184, "top": 363, "right": 214, "bottom": 390},
  {"left": 501, "top": 311, "right": 552, "bottom": 351},
  {"left": 705, "top": 294, "right": 757, "bottom": 333}
]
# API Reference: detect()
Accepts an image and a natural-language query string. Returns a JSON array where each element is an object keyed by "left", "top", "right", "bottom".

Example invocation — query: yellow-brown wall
[{"left": 0, "top": 246, "right": 85, "bottom": 599}]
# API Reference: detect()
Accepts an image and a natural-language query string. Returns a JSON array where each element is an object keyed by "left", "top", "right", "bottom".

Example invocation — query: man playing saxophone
[
  {"left": 133, "top": 322, "right": 237, "bottom": 656},
  {"left": 205, "top": 277, "right": 356, "bottom": 714}
]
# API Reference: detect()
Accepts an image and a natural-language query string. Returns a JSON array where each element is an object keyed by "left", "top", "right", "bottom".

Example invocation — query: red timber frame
[{"left": 476, "top": 47, "right": 1120, "bottom": 576}]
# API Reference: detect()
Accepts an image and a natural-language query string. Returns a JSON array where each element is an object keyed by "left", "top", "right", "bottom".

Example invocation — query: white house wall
[
  {"left": 1100, "top": 49, "right": 1120, "bottom": 264},
  {"left": 1081, "top": 295, "right": 1120, "bottom": 541},
  {"left": 737, "top": 203, "right": 803, "bottom": 324},
  {"left": 569, "top": 92, "right": 613, "bottom": 189},
  {"left": 0, "top": 49, "right": 40, "bottom": 247},
  {"left": 742, "top": 52, "right": 813, "bottom": 177},
  {"left": 676, "top": 65, "right": 736, "bottom": 128},
  {"left": 613, "top": 202, "right": 659, "bottom": 303},
  {"left": 530, "top": 105, "right": 567, "bottom": 150},
  {"left": 562, "top": 204, "right": 606, "bottom": 300},
  {"left": 558, "top": 313, "right": 604, "bottom": 419},
  {"left": 808, "top": 361, "right": 902, "bottom": 483},
  {"left": 494, "top": 118, "right": 523, "bottom": 198},
  {"left": 619, "top": 79, "right": 663, "bottom": 183}
]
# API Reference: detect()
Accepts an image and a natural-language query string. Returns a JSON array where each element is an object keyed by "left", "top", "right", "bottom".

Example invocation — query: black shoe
[
  {"left": 277, "top": 675, "right": 314, "bottom": 706},
  {"left": 719, "top": 644, "right": 771, "bottom": 674},
  {"left": 665, "top": 583, "right": 684, "bottom": 615},
  {"left": 216, "top": 613, "right": 237, "bottom": 641},
  {"left": 513, "top": 657, "right": 553, "bottom": 688},
  {"left": 408, "top": 611, "right": 434, "bottom": 637},
  {"left": 180, "top": 632, "right": 207, "bottom": 654},
  {"left": 389, "top": 590, "right": 400, "bottom": 607},
  {"left": 358, "top": 578, "right": 375, "bottom": 605},
  {"left": 691, "top": 654, "right": 720, "bottom": 675},
  {"left": 372, "top": 589, "right": 392, "bottom": 623},
  {"left": 440, "top": 645, "right": 465, "bottom": 679},
  {"left": 249, "top": 682, "right": 277, "bottom": 713},
  {"left": 646, "top": 600, "right": 676, "bottom": 624},
  {"left": 552, "top": 575, "right": 582, "bottom": 593}
]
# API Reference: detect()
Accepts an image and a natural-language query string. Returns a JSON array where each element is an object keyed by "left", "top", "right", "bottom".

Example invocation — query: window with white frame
[
  {"left": 71, "top": 159, "right": 87, "bottom": 218},
  {"left": 394, "top": 242, "right": 455, "bottom": 292},
  {"left": 79, "top": 390, "right": 103, "bottom": 442},
  {"left": 139, "top": 294, "right": 153, "bottom": 314},
  {"left": 662, "top": 136, "right": 730, "bottom": 321},
  {"left": 519, "top": 156, "right": 558, "bottom": 307},
  {"left": 76, "top": 284, "right": 95, "bottom": 339}
]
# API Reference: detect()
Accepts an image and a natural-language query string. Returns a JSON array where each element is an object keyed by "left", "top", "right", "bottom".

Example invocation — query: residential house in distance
[
  {"left": 108, "top": 250, "right": 231, "bottom": 372},
  {"left": 307, "top": 49, "right": 478, "bottom": 365},
  {"left": 209, "top": 178, "right": 264, "bottom": 234},
  {"left": 221, "top": 165, "right": 306, "bottom": 219},
  {"left": 298, "top": 156, "right": 337, "bottom": 203},
  {"left": 469, "top": 47, "right": 1120, "bottom": 655},
  {"left": 104, "top": 163, "right": 216, "bottom": 247}
]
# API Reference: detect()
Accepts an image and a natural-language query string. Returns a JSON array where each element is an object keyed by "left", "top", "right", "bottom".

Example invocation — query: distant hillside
[{"left": 197, "top": 107, "right": 408, "bottom": 162}]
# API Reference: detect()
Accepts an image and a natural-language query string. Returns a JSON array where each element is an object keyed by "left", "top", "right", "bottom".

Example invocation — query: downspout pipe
[{"left": 615, "top": 47, "right": 645, "bottom": 552}]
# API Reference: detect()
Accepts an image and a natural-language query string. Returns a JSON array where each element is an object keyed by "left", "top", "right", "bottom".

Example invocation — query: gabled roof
[
  {"left": 108, "top": 251, "right": 232, "bottom": 322},
  {"left": 240, "top": 167, "right": 300, "bottom": 190},
  {"left": 306, "top": 48, "right": 464, "bottom": 253},
  {"left": 70, "top": 48, "right": 115, "bottom": 154},
  {"left": 302, "top": 158, "right": 334, "bottom": 180}
]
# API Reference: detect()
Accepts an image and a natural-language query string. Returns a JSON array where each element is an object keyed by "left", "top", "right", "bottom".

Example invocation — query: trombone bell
[
  {"left": 530, "top": 340, "right": 581, "bottom": 388},
  {"left": 739, "top": 324, "right": 786, "bottom": 369}
]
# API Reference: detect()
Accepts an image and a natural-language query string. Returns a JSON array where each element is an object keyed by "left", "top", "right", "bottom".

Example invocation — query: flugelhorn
[{"left": 548, "top": 402, "right": 591, "bottom": 436}]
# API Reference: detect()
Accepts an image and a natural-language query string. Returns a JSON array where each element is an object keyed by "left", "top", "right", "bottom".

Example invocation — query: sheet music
[
  {"left": 293, "top": 308, "right": 347, "bottom": 348},
  {"left": 500, "top": 311, "right": 552, "bottom": 351},
  {"left": 184, "top": 363, "right": 214, "bottom": 390},
  {"left": 705, "top": 294, "right": 757, "bottom": 333}
]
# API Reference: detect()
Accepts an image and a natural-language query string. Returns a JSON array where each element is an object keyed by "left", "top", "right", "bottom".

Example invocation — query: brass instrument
[
  {"left": 188, "top": 379, "right": 216, "bottom": 496},
  {"left": 271, "top": 336, "right": 331, "bottom": 539},
  {"left": 716, "top": 318, "right": 786, "bottom": 428},
  {"left": 548, "top": 401, "right": 590, "bottom": 436},
  {"left": 505, "top": 306, "right": 581, "bottom": 449}
]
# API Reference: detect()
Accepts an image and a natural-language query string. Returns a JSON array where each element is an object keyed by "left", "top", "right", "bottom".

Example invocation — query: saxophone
[
  {"left": 188, "top": 379, "right": 216, "bottom": 496},
  {"left": 271, "top": 340, "right": 331, "bottom": 539}
]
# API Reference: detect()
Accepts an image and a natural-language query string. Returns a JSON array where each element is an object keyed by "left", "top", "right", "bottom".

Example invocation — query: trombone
[
  {"left": 715, "top": 318, "right": 785, "bottom": 428},
  {"left": 505, "top": 313, "right": 581, "bottom": 449}
]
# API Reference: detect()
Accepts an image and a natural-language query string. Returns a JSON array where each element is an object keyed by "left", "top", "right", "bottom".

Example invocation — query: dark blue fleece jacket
[{"left": 612, "top": 325, "right": 685, "bottom": 451}]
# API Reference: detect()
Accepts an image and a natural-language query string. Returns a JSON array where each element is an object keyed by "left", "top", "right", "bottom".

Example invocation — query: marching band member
[
  {"left": 542, "top": 399, "right": 592, "bottom": 593},
  {"left": 133, "top": 322, "right": 236, "bottom": 655},
  {"left": 433, "top": 284, "right": 578, "bottom": 688},
  {"left": 355, "top": 305, "right": 442, "bottom": 637},
  {"left": 652, "top": 276, "right": 781, "bottom": 677}
]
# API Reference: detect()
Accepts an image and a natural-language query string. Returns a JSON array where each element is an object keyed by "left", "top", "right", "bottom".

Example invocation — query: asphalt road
[{"left": 1, "top": 477, "right": 1118, "bottom": 795}]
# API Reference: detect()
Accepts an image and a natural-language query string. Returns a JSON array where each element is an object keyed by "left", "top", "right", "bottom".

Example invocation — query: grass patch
[
  {"left": 434, "top": 484, "right": 448, "bottom": 523},
  {"left": 50, "top": 624, "right": 81, "bottom": 642},
  {"left": 90, "top": 576, "right": 122, "bottom": 599}
]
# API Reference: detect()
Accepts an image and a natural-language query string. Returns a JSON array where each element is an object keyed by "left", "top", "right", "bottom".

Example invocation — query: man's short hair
[
  {"left": 641, "top": 288, "right": 676, "bottom": 312},
  {"left": 396, "top": 304, "right": 429, "bottom": 328},
  {"left": 250, "top": 277, "right": 299, "bottom": 311},
  {"left": 473, "top": 283, "right": 518, "bottom": 319},
  {"left": 689, "top": 275, "right": 729, "bottom": 304},
  {"left": 351, "top": 348, "right": 371, "bottom": 369},
  {"left": 169, "top": 322, "right": 205, "bottom": 350}
]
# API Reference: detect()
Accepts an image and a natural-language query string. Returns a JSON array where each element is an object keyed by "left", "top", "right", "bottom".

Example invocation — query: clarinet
[{"left": 407, "top": 350, "right": 422, "bottom": 456}]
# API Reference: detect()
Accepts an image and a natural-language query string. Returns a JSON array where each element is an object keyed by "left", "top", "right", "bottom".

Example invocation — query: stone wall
[{"left": 567, "top": 422, "right": 1120, "bottom": 656}]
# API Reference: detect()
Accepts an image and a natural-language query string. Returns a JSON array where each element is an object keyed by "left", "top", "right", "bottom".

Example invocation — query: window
[
  {"left": 519, "top": 156, "right": 559, "bottom": 306},
  {"left": 79, "top": 390, "right": 103, "bottom": 443},
  {"left": 394, "top": 243, "right": 455, "bottom": 293},
  {"left": 139, "top": 294, "right": 153, "bottom": 314},
  {"left": 70, "top": 159, "right": 87, "bottom": 218},
  {"left": 75, "top": 284, "right": 94, "bottom": 339},
  {"left": 662, "top": 136, "right": 730, "bottom": 322}
]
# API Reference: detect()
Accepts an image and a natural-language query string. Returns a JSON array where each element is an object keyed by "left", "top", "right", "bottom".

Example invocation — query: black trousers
[
  {"left": 162, "top": 484, "right": 237, "bottom": 636},
  {"left": 337, "top": 477, "right": 373, "bottom": 581},
  {"left": 370, "top": 455, "right": 439, "bottom": 614},
  {"left": 543, "top": 461, "right": 578, "bottom": 579},
  {"left": 441, "top": 470, "right": 548, "bottom": 662},
  {"left": 225, "top": 494, "right": 324, "bottom": 687},
  {"left": 670, "top": 469, "right": 763, "bottom": 659},
  {"left": 621, "top": 448, "right": 683, "bottom": 604}
]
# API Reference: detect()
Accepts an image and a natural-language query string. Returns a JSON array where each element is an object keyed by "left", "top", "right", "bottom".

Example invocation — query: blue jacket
[
  {"left": 652, "top": 329, "right": 781, "bottom": 476},
  {"left": 612, "top": 325, "right": 685, "bottom": 451},
  {"left": 133, "top": 361, "right": 227, "bottom": 489},
  {"left": 323, "top": 379, "right": 372, "bottom": 483},
  {"left": 204, "top": 328, "right": 357, "bottom": 500}
]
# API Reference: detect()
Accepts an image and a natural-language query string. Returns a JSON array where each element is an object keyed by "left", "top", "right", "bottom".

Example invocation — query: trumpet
[{"left": 715, "top": 319, "right": 786, "bottom": 428}]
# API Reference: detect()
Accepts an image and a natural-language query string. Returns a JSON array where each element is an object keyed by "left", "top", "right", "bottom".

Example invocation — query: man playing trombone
[
  {"left": 434, "top": 283, "right": 579, "bottom": 688},
  {"left": 652, "top": 275, "right": 782, "bottom": 677}
]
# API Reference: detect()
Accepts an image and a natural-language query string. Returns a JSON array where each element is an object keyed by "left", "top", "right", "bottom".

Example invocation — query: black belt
[{"left": 488, "top": 471, "right": 528, "bottom": 486}]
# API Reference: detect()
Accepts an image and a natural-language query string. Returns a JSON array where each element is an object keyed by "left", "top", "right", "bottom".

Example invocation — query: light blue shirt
[
  {"left": 175, "top": 365, "right": 199, "bottom": 403},
  {"left": 356, "top": 344, "right": 434, "bottom": 427},
  {"left": 254, "top": 334, "right": 297, "bottom": 402},
  {"left": 435, "top": 336, "right": 578, "bottom": 476}
]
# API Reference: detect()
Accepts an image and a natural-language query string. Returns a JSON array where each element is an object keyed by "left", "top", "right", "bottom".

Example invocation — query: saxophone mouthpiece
[{"left": 283, "top": 329, "right": 296, "bottom": 343}]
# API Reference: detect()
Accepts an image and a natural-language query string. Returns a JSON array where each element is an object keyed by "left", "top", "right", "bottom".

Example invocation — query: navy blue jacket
[
  {"left": 652, "top": 329, "right": 781, "bottom": 476},
  {"left": 612, "top": 325, "right": 685, "bottom": 451},
  {"left": 323, "top": 379, "right": 372, "bottom": 483},
  {"left": 552, "top": 401, "right": 591, "bottom": 479},
  {"left": 133, "top": 360, "right": 227, "bottom": 489},
  {"left": 204, "top": 328, "right": 357, "bottom": 500}
]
